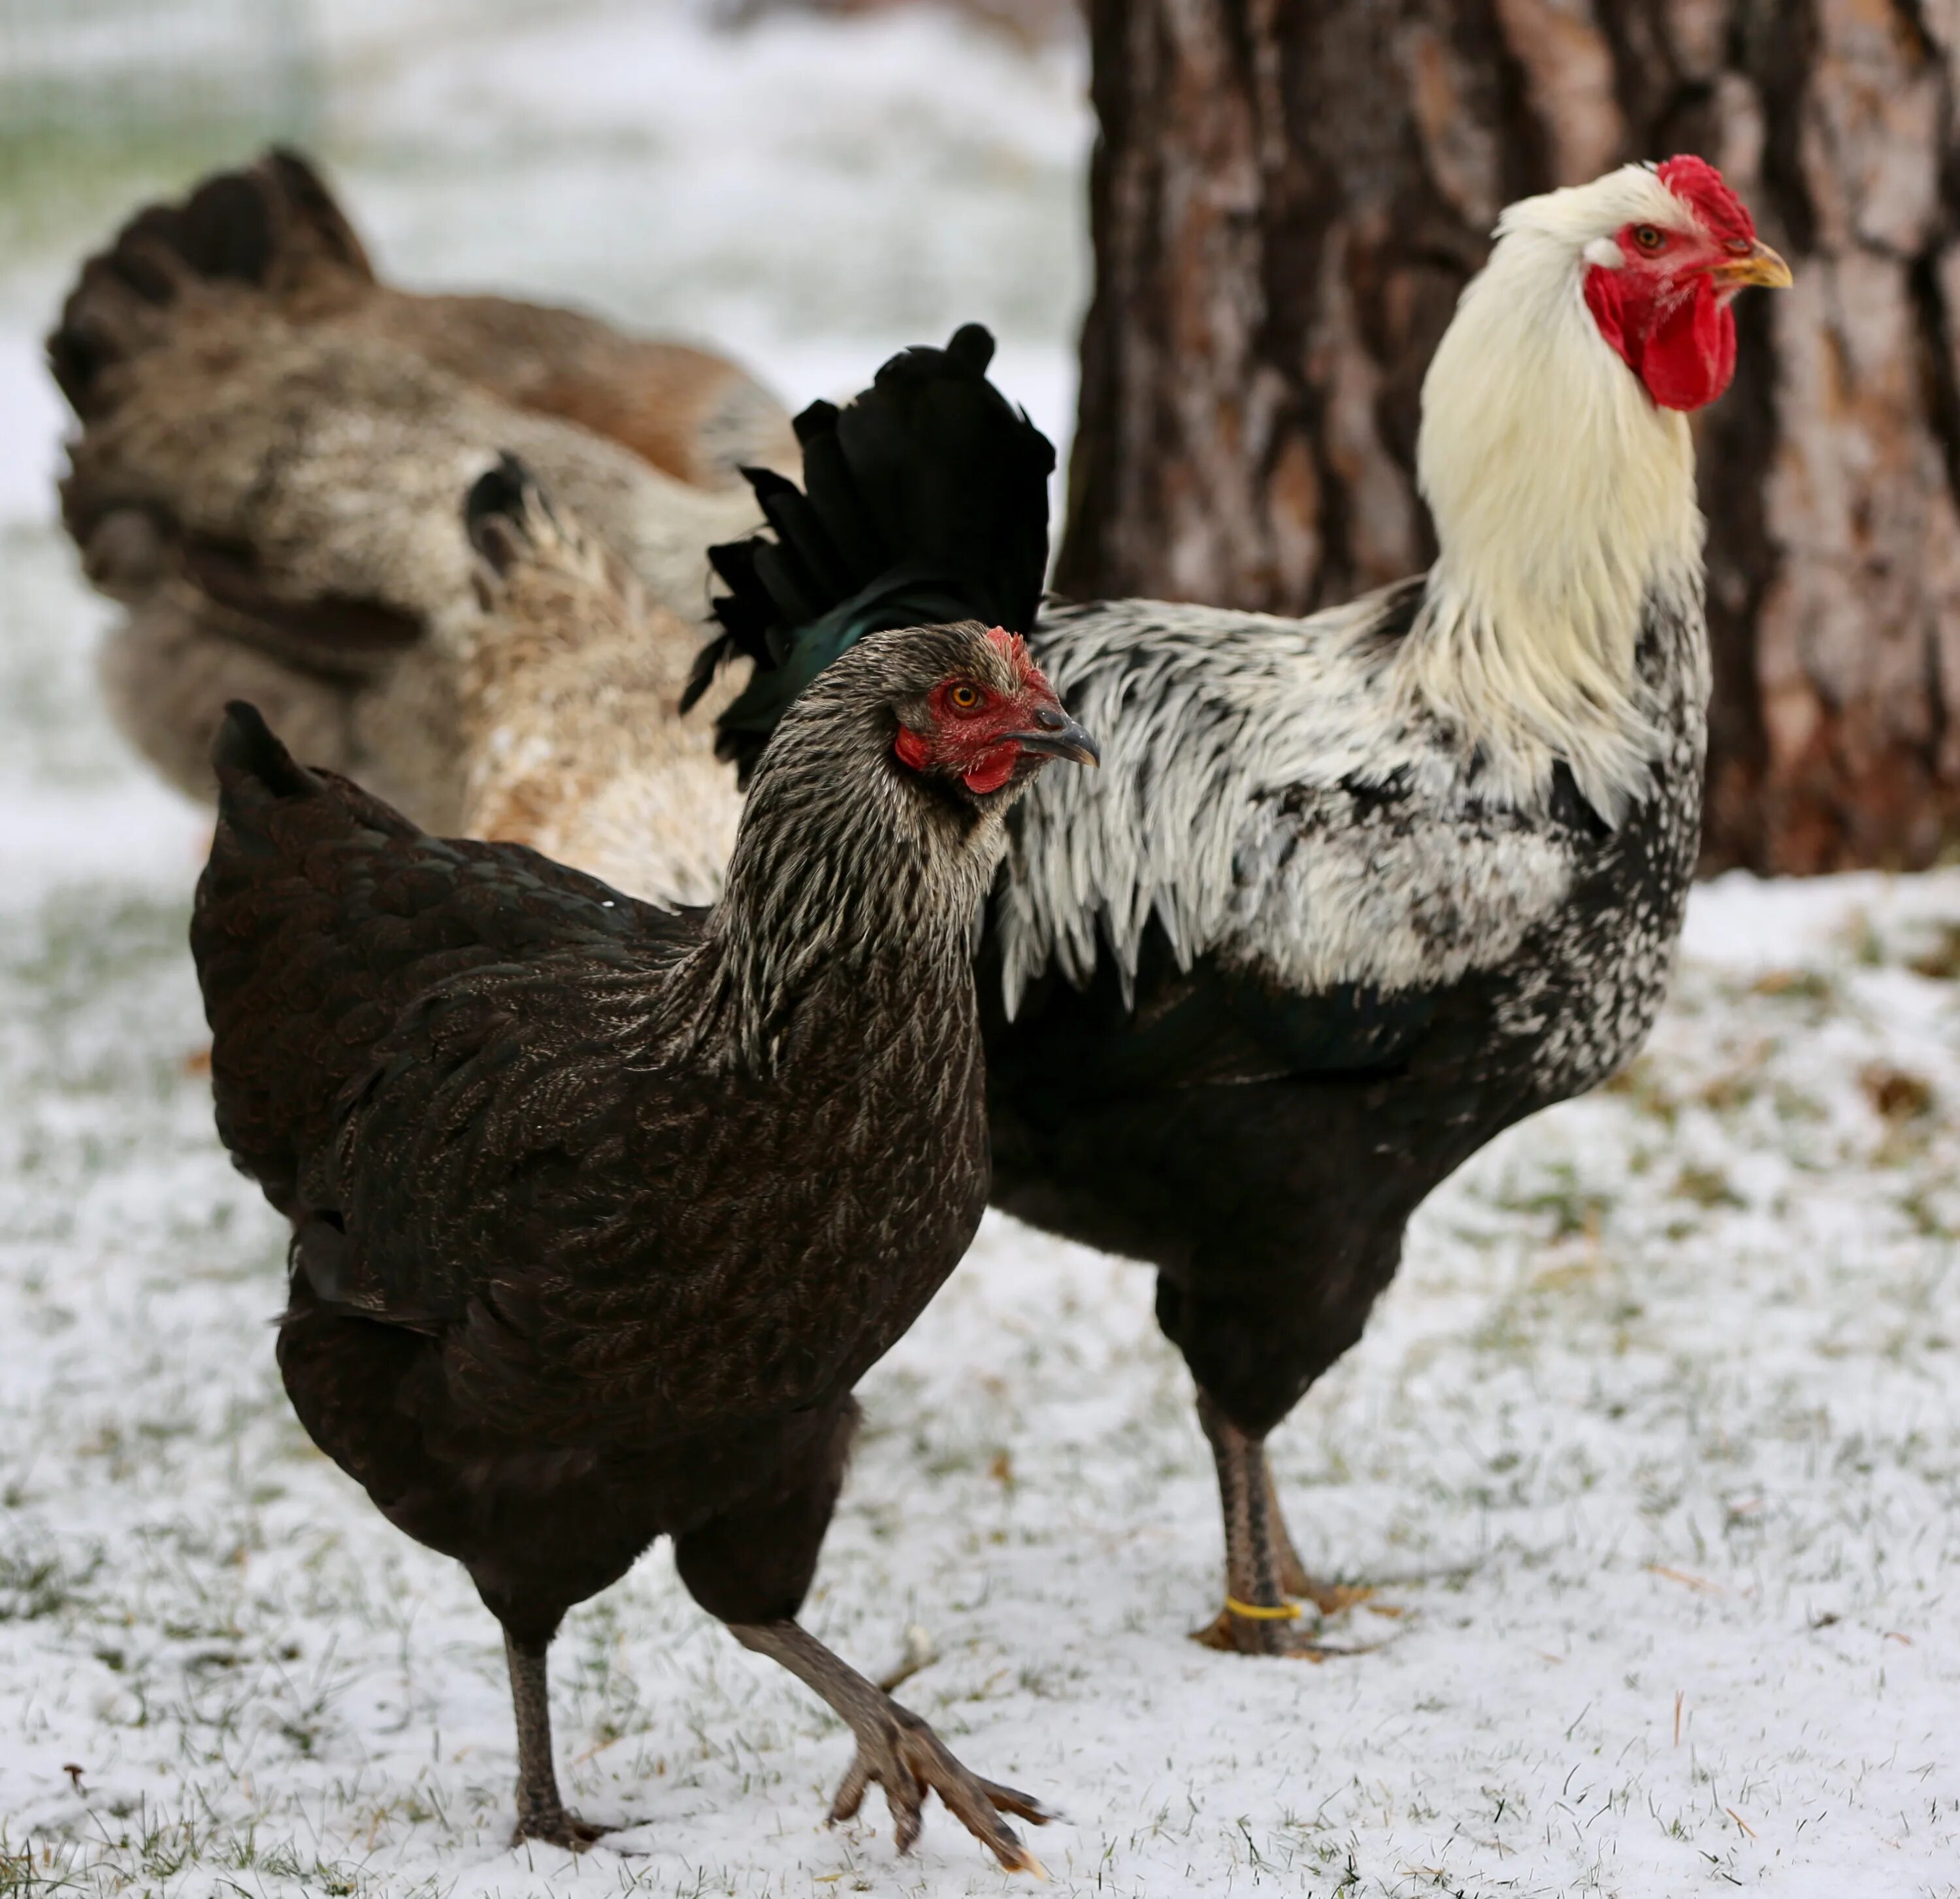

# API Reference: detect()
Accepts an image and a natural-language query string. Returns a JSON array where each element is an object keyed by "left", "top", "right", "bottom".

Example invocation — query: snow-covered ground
[{"left": 3, "top": 7, "right": 1957, "bottom": 1896}]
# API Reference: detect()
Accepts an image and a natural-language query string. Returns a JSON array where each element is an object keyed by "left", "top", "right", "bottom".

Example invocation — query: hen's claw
[
  {"left": 511, "top": 1806, "right": 618, "bottom": 1851},
  {"left": 830, "top": 1700, "right": 1051, "bottom": 1874},
  {"left": 728, "top": 1617, "right": 1053, "bottom": 1874}
]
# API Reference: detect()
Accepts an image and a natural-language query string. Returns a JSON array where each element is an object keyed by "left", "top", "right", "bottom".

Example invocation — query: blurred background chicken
[
  {"left": 440, "top": 455, "right": 744, "bottom": 903},
  {"left": 46, "top": 150, "right": 796, "bottom": 842}
]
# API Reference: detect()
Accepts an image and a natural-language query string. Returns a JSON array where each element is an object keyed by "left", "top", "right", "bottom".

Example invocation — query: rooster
[
  {"left": 191, "top": 467, "right": 1096, "bottom": 1860},
  {"left": 694, "top": 158, "right": 1791, "bottom": 1653},
  {"left": 46, "top": 150, "right": 792, "bottom": 834}
]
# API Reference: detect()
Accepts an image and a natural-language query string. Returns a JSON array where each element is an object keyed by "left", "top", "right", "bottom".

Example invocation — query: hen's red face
[
  {"left": 894, "top": 627, "right": 1098, "bottom": 794},
  {"left": 1582, "top": 156, "right": 1791, "bottom": 412}
]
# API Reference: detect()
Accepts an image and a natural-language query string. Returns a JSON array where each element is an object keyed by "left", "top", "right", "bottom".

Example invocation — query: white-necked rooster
[{"left": 693, "top": 157, "right": 1790, "bottom": 1653}]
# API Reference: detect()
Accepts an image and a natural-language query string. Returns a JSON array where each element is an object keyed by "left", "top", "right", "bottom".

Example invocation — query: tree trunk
[{"left": 1056, "top": 0, "right": 1960, "bottom": 874}]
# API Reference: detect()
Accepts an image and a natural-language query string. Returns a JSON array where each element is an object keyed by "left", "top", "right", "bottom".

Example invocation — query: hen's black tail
[
  {"left": 212, "top": 701, "right": 325, "bottom": 806},
  {"left": 204, "top": 699, "right": 417, "bottom": 899},
  {"left": 686, "top": 323, "right": 1054, "bottom": 782}
]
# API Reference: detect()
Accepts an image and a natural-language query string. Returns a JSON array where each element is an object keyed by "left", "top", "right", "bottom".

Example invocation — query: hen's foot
[
  {"left": 728, "top": 1617, "right": 1053, "bottom": 1875},
  {"left": 830, "top": 1699, "right": 1053, "bottom": 1874},
  {"left": 511, "top": 1805, "right": 618, "bottom": 1852}
]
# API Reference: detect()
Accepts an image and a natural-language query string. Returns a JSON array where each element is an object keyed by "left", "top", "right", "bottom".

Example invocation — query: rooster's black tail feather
[{"left": 687, "top": 323, "right": 1054, "bottom": 782}]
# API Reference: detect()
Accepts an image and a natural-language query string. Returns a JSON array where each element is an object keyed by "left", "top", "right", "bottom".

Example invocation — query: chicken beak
[
  {"left": 1009, "top": 705, "right": 1100, "bottom": 767},
  {"left": 1713, "top": 240, "right": 1793, "bottom": 291}
]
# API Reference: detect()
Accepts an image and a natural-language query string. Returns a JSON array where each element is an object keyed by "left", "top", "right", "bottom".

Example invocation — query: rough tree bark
[{"left": 1056, "top": 0, "right": 1960, "bottom": 873}]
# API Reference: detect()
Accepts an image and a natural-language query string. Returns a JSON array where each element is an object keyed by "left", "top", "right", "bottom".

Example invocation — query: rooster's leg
[
  {"left": 728, "top": 1619, "right": 1053, "bottom": 1874},
  {"left": 1259, "top": 1449, "right": 1370, "bottom": 1613},
  {"left": 1190, "top": 1390, "right": 1369, "bottom": 1657},
  {"left": 505, "top": 1631, "right": 617, "bottom": 1851},
  {"left": 1260, "top": 1450, "right": 1318, "bottom": 1601}
]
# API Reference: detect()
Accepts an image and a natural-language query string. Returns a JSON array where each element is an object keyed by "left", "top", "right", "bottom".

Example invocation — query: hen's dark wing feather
[
  {"left": 308, "top": 943, "right": 714, "bottom": 1420},
  {"left": 192, "top": 702, "right": 696, "bottom": 1220},
  {"left": 323, "top": 935, "right": 949, "bottom": 1448}
]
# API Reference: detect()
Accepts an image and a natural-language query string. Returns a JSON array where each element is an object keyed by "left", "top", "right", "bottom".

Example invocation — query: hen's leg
[
  {"left": 728, "top": 1619, "right": 1051, "bottom": 1874},
  {"left": 505, "top": 1631, "right": 616, "bottom": 1851},
  {"left": 1191, "top": 1390, "right": 1366, "bottom": 1657},
  {"left": 678, "top": 1401, "right": 1051, "bottom": 1872}
]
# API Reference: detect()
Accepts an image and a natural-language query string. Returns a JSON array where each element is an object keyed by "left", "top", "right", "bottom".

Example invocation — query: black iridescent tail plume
[{"left": 685, "top": 323, "right": 1055, "bottom": 782}]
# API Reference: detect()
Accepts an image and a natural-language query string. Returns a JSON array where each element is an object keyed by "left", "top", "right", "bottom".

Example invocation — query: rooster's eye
[
  {"left": 947, "top": 682, "right": 983, "bottom": 712},
  {"left": 1633, "top": 225, "right": 1666, "bottom": 252}
]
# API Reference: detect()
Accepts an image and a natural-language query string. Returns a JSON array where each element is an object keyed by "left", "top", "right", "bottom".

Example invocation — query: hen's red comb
[
  {"left": 986, "top": 625, "right": 1034, "bottom": 675},
  {"left": 1656, "top": 156, "right": 1756, "bottom": 246}
]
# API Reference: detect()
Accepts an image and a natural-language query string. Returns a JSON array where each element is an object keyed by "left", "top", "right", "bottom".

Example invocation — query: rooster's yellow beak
[{"left": 1713, "top": 240, "right": 1792, "bottom": 290}]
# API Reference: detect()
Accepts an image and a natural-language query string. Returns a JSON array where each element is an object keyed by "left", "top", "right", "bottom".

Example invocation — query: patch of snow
[{"left": 0, "top": 331, "right": 64, "bottom": 528}]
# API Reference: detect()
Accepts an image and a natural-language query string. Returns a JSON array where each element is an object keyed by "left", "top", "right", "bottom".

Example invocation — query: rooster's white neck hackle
[{"left": 1400, "top": 164, "right": 1707, "bottom": 823}]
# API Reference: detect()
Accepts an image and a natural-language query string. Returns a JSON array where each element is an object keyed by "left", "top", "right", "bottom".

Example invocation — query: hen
[
  {"left": 47, "top": 150, "right": 790, "bottom": 836},
  {"left": 190, "top": 469, "right": 1095, "bottom": 1861},
  {"left": 695, "top": 160, "right": 1791, "bottom": 1653}
]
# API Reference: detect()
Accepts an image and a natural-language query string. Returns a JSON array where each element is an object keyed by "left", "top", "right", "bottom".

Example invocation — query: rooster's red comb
[{"left": 1656, "top": 156, "right": 1756, "bottom": 248}]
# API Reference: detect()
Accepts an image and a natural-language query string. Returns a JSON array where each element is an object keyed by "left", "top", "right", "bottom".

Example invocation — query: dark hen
[
  {"left": 694, "top": 160, "right": 1789, "bottom": 1655},
  {"left": 191, "top": 471, "right": 1094, "bottom": 1861}
]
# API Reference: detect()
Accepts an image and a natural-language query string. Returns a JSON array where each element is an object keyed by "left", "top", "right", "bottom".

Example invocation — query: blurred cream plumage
[
  {"left": 48, "top": 150, "right": 779, "bottom": 895},
  {"left": 455, "top": 461, "right": 741, "bottom": 907}
]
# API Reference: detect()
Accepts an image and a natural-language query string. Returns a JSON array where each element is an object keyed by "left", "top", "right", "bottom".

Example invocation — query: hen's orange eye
[
  {"left": 1633, "top": 225, "right": 1666, "bottom": 252},
  {"left": 947, "top": 682, "right": 983, "bottom": 712}
]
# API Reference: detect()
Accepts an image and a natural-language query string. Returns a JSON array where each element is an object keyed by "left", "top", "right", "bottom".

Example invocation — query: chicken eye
[
  {"left": 947, "top": 682, "right": 983, "bottom": 713},
  {"left": 1633, "top": 224, "right": 1666, "bottom": 253}
]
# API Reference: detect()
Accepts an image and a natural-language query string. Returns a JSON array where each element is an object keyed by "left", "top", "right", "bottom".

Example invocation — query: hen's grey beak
[{"left": 1009, "top": 704, "right": 1100, "bottom": 767}]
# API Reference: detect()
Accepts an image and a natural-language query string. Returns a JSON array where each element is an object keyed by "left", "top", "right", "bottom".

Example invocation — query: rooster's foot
[
  {"left": 1290, "top": 1574, "right": 1375, "bottom": 1617},
  {"left": 1189, "top": 1601, "right": 1343, "bottom": 1659},
  {"left": 1196, "top": 1389, "right": 1379, "bottom": 1656}
]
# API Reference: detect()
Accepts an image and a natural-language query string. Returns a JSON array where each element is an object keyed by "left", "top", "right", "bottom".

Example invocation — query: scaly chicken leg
[
  {"left": 1190, "top": 1391, "right": 1369, "bottom": 1658},
  {"left": 505, "top": 1633, "right": 617, "bottom": 1851},
  {"left": 728, "top": 1621, "right": 1051, "bottom": 1874},
  {"left": 1262, "top": 1452, "right": 1318, "bottom": 1602}
]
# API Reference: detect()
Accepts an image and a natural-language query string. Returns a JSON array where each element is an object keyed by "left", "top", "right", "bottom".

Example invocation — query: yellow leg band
[{"left": 1224, "top": 1595, "right": 1303, "bottom": 1622}]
